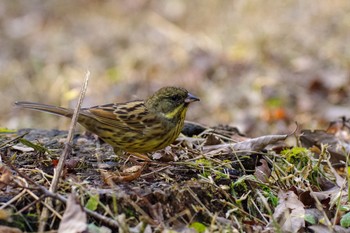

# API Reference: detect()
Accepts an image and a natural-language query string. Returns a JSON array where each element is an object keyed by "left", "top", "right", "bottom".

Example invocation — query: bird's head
[{"left": 145, "top": 87, "right": 199, "bottom": 122}]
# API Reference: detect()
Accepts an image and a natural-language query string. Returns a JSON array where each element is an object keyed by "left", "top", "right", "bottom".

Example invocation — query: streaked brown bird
[{"left": 15, "top": 87, "right": 199, "bottom": 157}]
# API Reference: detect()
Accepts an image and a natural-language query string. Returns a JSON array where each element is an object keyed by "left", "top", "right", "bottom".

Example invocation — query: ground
[{"left": 2, "top": 119, "right": 350, "bottom": 232}]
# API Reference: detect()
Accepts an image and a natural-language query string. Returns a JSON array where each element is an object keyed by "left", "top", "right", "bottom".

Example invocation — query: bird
[{"left": 15, "top": 87, "right": 199, "bottom": 158}]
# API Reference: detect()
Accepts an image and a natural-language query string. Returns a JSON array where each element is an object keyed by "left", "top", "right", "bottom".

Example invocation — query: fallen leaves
[
  {"left": 0, "top": 165, "right": 12, "bottom": 189},
  {"left": 0, "top": 226, "right": 22, "bottom": 233},
  {"left": 203, "top": 133, "right": 288, "bottom": 156},
  {"left": 58, "top": 194, "right": 87, "bottom": 233},
  {"left": 270, "top": 190, "right": 305, "bottom": 233},
  {"left": 3, "top": 117, "right": 350, "bottom": 232},
  {"left": 254, "top": 159, "right": 271, "bottom": 183},
  {"left": 101, "top": 164, "right": 145, "bottom": 183}
]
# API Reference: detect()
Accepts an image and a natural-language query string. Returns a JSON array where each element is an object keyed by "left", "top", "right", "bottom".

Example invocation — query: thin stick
[
  {"left": 7, "top": 162, "right": 120, "bottom": 229},
  {"left": 53, "top": 70, "right": 90, "bottom": 191},
  {"left": 38, "top": 71, "right": 90, "bottom": 232}
]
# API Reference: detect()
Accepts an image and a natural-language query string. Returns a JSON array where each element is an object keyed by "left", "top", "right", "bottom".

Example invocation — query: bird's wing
[{"left": 87, "top": 101, "right": 158, "bottom": 133}]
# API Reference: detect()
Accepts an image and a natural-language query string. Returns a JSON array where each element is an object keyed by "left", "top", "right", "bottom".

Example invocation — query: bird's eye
[{"left": 170, "top": 95, "right": 181, "bottom": 102}]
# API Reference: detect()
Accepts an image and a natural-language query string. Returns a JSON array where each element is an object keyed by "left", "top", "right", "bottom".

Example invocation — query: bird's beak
[{"left": 185, "top": 93, "right": 200, "bottom": 103}]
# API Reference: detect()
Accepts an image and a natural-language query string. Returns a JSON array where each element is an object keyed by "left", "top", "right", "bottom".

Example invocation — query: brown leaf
[
  {"left": 311, "top": 185, "right": 348, "bottom": 210},
  {"left": 102, "top": 164, "right": 145, "bottom": 183},
  {"left": 326, "top": 117, "right": 350, "bottom": 141},
  {"left": 204, "top": 134, "right": 288, "bottom": 155},
  {"left": 0, "top": 209, "right": 12, "bottom": 221},
  {"left": 65, "top": 159, "right": 80, "bottom": 170},
  {"left": 300, "top": 129, "right": 349, "bottom": 164},
  {"left": 0, "top": 165, "right": 13, "bottom": 189},
  {"left": 58, "top": 193, "right": 87, "bottom": 233},
  {"left": 204, "top": 134, "right": 222, "bottom": 146},
  {"left": 122, "top": 165, "right": 143, "bottom": 174},
  {"left": 308, "top": 224, "right": 350, "bottom": 233},
  {"left": 0, "top": 226, "right": 23, "bottom": 233},
  {"left": 299, "top": 191, "right": 315, "bottom": 207},
  {"left": 329, "top": 164, "right": 346, "bottom": 188},
  {"left": 254, "top": 159, "right": 271, "bottom": 183},
  {"left": 271, "top": 190, "right": 305, "bottom": 233}
]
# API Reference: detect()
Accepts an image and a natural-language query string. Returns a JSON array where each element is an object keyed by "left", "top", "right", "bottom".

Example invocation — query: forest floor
[{"left": 2, "top": 118, "right": 350, "bottom": 232}]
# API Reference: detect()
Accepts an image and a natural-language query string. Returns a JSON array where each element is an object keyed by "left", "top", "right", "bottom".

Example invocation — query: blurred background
[{"left": 2, "top": 0, "right": 350, "bottom": 136}]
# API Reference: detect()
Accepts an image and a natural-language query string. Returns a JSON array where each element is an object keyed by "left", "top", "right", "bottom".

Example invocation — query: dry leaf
[
  {"left": 204, "top": 134, "right": 222, "bottom": 146},
  {"left": 300, "top": 129, "right": 350, "bottom": 164},
  {"left": 0, "top": 165, "right": 13, "bottom": 189},
  {"left": 254, "top": 159, "right": 271, "bottom": 183},
  {"left": 122, "top": 165, "right": 143, "bottom": 174},
  {"left": 0, "top": 209, "right": 12, "bottom": 221},
  {"left": 102, "top": 164, "right": 145, "bottom": 183},
  {"left": 11, "top": 145, "right": 34, "bottom": 152},
  {"left": 0, "top": 226, "right": 22, "bottom": 233},
  {"left": 58, "top": 193, "right": 87, "bottom": 233},
  {"left": 308, "top": 224, "right": 350, "bottom": 233},
  {"left": 204, "top": 134, "right": 288, "bottom": 155},
  {"left": 271, "top": 190, "right": 305, "bottom": 233},
  {"left": 152, "top": 152, "right": 163, "bottom": 160}
]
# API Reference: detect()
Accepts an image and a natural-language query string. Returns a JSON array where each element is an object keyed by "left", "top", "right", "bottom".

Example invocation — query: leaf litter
[{"left": 1, "top": 119, "right": 350, "bottom": 232}]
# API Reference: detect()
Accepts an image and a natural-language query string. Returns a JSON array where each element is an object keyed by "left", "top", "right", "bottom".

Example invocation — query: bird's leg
[
  {"left": 113, "top": 148, "right": 150, "bottom": 161},
  {"left": 129, "top": 152, "right": 151, "bottom": 161}
]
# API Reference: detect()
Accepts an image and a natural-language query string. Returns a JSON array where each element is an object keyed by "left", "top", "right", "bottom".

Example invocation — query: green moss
[{"left": 281, "top": 147, "right": 311, "bottom": 169}]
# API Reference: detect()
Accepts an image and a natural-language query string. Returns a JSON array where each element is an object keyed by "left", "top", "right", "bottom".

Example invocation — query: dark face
[{"left": 146, "top": 87, "right": 199, "bottom": 117}]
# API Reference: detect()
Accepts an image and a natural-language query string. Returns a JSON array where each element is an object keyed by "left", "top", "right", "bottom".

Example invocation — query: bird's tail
[{"left": 15, "top": 101, "right": 75, "bottom": 118}]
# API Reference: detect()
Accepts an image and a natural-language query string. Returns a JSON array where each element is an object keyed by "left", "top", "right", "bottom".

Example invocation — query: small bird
[{"left": 15, "top": 87, "right": 199, "bottom": 157}]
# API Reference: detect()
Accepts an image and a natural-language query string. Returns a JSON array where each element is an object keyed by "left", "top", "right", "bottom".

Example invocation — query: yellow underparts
[{"left": 164, "top": 104, "right": 187, "bottom": 119}]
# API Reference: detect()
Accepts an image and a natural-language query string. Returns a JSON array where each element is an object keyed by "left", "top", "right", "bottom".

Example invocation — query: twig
[
  {"left": 53, "top": 71, "right": 90, "bottom": 192},
  {"left": 38, "top": 185, "right": 120, "bottom": 228},
  {"left": 0, "top": 132, "right": 28, "bottom": 149},
  {"left": 0, "top": 177, "right": 27, "bottom": 209},
  {"left": 5, "top": 128, "right": 121, "bottom": 229},
  {"left": 38, "top": 71, "right": 90, "bottom": 232}
]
